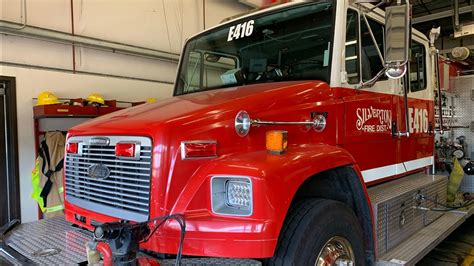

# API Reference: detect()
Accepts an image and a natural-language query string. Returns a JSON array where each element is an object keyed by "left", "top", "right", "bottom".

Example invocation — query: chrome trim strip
[{"left": 67, "top": 196, "right": 149, "bottom": 222}]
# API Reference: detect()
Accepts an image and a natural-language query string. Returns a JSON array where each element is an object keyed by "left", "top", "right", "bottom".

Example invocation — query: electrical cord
[
  {"left": 139, "top": 214, "right": 186, "bottom": 266},
  {"left": 418, "top": 194, "right": 474, "bottom": 212}
]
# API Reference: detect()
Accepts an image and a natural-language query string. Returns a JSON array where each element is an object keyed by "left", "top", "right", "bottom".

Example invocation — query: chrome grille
[{"left": 65, "top": 136, "right": 152, "bottom": 222}]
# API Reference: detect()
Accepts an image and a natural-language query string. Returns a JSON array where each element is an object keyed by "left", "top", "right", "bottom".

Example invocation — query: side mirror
[{"left": 384, "top": 4, "right": 410, "bottom": 79}]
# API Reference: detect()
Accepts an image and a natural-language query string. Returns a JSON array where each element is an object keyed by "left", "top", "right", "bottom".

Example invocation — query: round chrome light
[
  {"left": 385, "top": 64, "right": 407, "bottom": 79},
  {"left": 313, "top": 115, "right": 326, "bottom": 132},
  {"left": 235, "top": 110, "right": 251, "bottom": 137}
]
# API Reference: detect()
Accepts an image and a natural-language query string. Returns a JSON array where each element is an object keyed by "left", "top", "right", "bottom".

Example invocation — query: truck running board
[
  {"left": 376, "top": 210, "right": 471, "bottom": 265},
  {"left": 369, "top": 172, "right": 473, "bottom": 265}
]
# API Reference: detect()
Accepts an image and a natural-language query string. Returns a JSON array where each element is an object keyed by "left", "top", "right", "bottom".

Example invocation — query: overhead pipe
[
  {"left": 0, "top": 61, "right": 174, "bottom": 84},
  {"left": 454, "top": 0, "right": 461, "bottom": 31},
  {"left": 3, "top": 0, "right": 27, "bottom": 30},
  {"left": 203, "top": 0, "right": 206, "bottom": 30},
  {"left": 0, "top": 20, "right": 180, "bottom": 62},
  {"left": 70, "top": 0, "right": 76, "bottom": 73}
]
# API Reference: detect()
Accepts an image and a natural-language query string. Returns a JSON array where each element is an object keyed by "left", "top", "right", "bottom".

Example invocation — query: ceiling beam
[{"left": 413, "top": 5, "right": 473, "bottom": 24}]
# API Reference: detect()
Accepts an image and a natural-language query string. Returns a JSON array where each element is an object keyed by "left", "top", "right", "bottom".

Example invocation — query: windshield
[{"left": 174, "top": 2, "right": 334, "bottom": 95}]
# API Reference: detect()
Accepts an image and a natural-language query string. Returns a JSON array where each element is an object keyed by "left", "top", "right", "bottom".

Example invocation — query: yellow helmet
[
  {"left": 37, "top": 91, "right": 60, "bottom": 106},
  {"left": 86, "top": 93, "right": 105, "bottom": 105},
  {"left": 146, "top": 97, "right": 157, "bottom": 103}
]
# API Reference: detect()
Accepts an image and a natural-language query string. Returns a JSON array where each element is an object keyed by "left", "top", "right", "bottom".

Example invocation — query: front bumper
[{"left": 0, "top": 217, "right": 262, "bottom": 265}]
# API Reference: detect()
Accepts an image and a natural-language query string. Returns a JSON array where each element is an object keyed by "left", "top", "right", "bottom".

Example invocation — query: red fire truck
[{"left": 2, "top": 1, "right": 473, "bottom": 265}]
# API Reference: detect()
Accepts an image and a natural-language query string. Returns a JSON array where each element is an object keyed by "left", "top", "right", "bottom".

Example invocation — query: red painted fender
[{"left": 142, "top": 144, "right": 363, "bottom": 258}]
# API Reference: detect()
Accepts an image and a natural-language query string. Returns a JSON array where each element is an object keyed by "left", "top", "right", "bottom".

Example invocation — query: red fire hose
[{"left": 96, "top": 242, "right": 113, "bottom": 266}]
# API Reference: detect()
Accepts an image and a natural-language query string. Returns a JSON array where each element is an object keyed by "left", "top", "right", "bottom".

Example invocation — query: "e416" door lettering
[
  {"left": 409, "top": 107, "right": 429, "bottom": 133},
  {"left": 227, "top": 20, "right": 254, "bottom": 42}
]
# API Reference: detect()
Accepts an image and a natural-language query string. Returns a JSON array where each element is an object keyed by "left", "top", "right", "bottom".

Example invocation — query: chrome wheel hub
[{"left": 315, "top": 236, "right": 355, "bottom": 266}]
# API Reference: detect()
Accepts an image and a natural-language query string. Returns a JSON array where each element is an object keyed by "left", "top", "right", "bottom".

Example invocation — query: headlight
[{"left": 211, "top": 176, "right": 253, "bottom": 216}]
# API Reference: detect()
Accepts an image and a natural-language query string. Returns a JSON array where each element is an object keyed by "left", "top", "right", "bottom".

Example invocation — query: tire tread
[{"left": 268, "top": 198, "right": 364, "bottom": 266}]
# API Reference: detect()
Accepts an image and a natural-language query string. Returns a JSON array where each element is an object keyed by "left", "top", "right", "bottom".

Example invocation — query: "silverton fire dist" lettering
[{"left": 356, "top": 106, "right": 392, "bottom": 133}]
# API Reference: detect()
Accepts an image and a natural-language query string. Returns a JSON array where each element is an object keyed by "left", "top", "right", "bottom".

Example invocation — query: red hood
[
  {"left": 66, "top": 80, "right": 336, "bottom": 217},
  {"left": 69, "top": 81, "right": 332, "bottom": 136}
]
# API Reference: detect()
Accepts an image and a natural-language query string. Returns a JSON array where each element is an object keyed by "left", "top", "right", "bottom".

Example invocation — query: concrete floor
[{"left": 418, "top": 216, "right": 474, "bottom": 266}]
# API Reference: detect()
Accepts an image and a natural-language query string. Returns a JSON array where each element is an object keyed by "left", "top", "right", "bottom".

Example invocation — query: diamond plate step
[
  {"left": 4, "top": 216, "right": 92, "bottom": 264},
  {"left": 376, "top": 205, "right": 474, "bottom": 265},
  {"left": 2, "top": 217, "right": 262, "bottom": 265},
  {"left": 368, "top": 173, "right": 446, "bottom": 204}
]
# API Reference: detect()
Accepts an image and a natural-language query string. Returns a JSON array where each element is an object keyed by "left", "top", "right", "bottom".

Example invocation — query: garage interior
[{"left": 0, "top": 0, "right": 474, "bottom": 265}]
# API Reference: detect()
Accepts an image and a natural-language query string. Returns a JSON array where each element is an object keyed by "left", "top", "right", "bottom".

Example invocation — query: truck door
[
  {"left": 396, "top": 39, "right": 434, "bottom": 172},
  {"left": 341, "top": 9, "right": 401, "bottom": 185}
]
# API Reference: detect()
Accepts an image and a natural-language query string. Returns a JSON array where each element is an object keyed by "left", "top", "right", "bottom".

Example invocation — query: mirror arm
[
  {"left": 399, "top": 73, "right": 411, "bottom": 138},
  {"left": 403, "top": 0, "right": 411, "bottom": 66},
  {"left": 368, "top": 0, "right": 388, "bottom": 12},
  {"left": 400, "top": 0, "right": 411, "bottom": 138},
  {"left": 356, "top": 67, "right": 387, "bottom": 89},
  {"left": 354, "top": 0, "right": 388, "bottom": 13},
  {"left": 361, "top": 12, "right": 385, "bottom": 64},
  {"left": 433, "top": 49, "right": 444, "bottom": 135}
]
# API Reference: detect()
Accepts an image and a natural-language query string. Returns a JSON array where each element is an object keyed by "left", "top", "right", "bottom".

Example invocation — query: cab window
[
  {"left": 345, "top": 9, "right": 359, "bottom": 84},
  {"left": 345, "top": 12, "right": 387, "bottom": 85},
  {"left": 360, "top": 17, "right": 386, "bottom": 82},
  {"left": 410, "top": 41, "right": 427, "bottom": 92}
]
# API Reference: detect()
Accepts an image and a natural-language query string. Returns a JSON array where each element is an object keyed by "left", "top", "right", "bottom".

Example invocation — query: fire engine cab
[{"left": 2, "top": 1, "right": 473, "bottom": 265}]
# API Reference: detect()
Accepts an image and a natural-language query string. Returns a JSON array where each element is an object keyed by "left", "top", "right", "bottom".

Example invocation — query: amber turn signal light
[{"left": 266, "top": 130, "right": 288, "bottom": 155}]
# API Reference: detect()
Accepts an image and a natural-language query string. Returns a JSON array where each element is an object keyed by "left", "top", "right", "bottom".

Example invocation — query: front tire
[{"left": 268, "top": 199, "right": 365, "bottom": 266}]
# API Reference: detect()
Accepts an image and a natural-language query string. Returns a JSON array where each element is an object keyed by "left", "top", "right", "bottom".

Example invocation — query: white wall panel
[
  {"left": 1, "top": 0, "right": 72, "bottom": 33},
  {"left": 74, "top": 0, "right": 249, "bottom": 53},
  {"left": 75, "top": 47, "right": 177, "bottom": 82},
  {"left": 2, "top": 35, "right": 73, "bottom": 69},
  {"left": 74, "top": 0, "right": 173, "bottom": 51},
  {"left": 205, "top": 0, "right": 250, "bottom": 29}
]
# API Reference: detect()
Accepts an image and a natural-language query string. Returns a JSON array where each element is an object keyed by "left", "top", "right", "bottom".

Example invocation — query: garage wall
[
  {"left": 1, "top": 0, "right": 251, "bottom": 81},
  {"left": 0, "top": 0, "right": 251, "bottom": 223}
]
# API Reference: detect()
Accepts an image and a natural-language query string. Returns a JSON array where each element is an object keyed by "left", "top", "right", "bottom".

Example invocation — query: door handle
[
  {"left": 395, "top": 132, "right": 410, "bottom": 138},
  {"left": 392, "top": 121, "right": 410, "bottom": 138}
]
